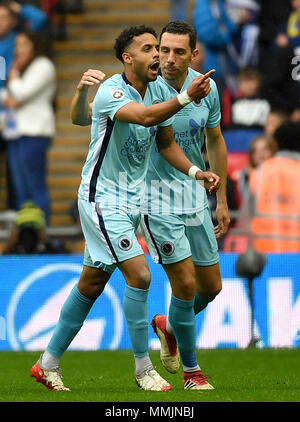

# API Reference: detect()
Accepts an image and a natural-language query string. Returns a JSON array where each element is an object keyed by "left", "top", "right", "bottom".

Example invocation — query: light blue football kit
[
  {"left": 45, "top": 73, "right": 176, "bottom": 364},
  {"left": 141, "top": 67, "right": 221, "bottom": 266},
  {"left": 78, "top": 72, "right": 174, "bottom": 272},
  {"left": 141, "top": 68, "right": 222, "bottom": 374}
]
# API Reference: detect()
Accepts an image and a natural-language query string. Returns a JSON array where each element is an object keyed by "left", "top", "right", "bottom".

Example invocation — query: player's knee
[
  {"left": 205, "top": 283, "right": 222, "bottom": 302},
  {"left": 173, "top": 276, "right": 196, "bottom": 300},
  {"left": 78, "top": 267, "right": 110, "bottom": 300},
  {"left": 128, "top": 266, "right": 151, "bottom": 290}
]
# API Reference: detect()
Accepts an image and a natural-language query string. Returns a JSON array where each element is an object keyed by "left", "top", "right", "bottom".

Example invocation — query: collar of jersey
[
  {"left": 158, "top": 67, "right": 192, "bottom": 94},
  {"left": 122, "top": 72, "right": 147, "bottom": 102}
]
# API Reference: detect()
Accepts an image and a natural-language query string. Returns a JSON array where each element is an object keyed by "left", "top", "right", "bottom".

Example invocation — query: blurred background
[{"left": 0, "top": 0, "right": 299, "bottom": 353}]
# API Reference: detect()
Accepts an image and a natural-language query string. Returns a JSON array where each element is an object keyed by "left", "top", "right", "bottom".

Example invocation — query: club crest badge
[
  {"left": 118, "top": 236, "right": 133, "bottom": 251},
  {"left": 161, "top": 241, "right": 175, "bottom": 256},
  {"left": 110, "top": 89, "right": 125, "bottom": 100}
]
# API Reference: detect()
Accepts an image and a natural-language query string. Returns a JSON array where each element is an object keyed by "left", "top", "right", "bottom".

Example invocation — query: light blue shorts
[
  {"left": 141, "top": 206, "right": 219, "bottom": 266},
  {"left": 78, "top": 198, "right": 144, "bottom": 273}
]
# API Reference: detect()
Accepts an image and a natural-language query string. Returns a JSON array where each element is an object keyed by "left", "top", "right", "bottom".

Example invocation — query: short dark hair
[
  {"left": 114, "top": 25, "right": 157, "bottom": 63},
  {"left": 19, "top": 30, "right": 52, "bottom": 59},
  {"left": 238, "top": 67, "right": 261, "bottom": 81},
  {"left": 160, "top": 21, "right": 197, "bottom": 51}
]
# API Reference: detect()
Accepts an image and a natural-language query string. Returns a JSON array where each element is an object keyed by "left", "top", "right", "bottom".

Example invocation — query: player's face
[
  {"left": 126, "top": 33, "right": 160, "bottom": 82},
  {"left": 159, "top": 32, "right": 196, "bottom": 83},
  {"left": 0, "top": 7, "right": 15, "bottom": 37}
]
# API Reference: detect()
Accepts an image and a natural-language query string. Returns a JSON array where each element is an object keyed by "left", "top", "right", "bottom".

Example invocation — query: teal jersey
[
  {"left": 78, "top": 73, "right": 174, "bottom": 211},
  {"left": 144, "top": 67, "right": 221, "bottom": 215}
]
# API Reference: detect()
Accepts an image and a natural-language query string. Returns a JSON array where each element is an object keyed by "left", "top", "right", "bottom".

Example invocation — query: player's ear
[
  {"left": 191, "top": 48, "right": 199, "bottom": 61},
  {"left": 122, "top": 51, "right": 132, "bottom": 65}
]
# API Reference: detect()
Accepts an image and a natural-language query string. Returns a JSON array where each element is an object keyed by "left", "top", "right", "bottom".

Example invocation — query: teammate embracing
[
  {"left": 143, "top": 21, "right": 229, "bottom": 390},
  {"left": 68, "top": 21, "right": 229, "bottom": 392},
  {"left": 30, "top": 24, "right": 220, "bottom": 392}
]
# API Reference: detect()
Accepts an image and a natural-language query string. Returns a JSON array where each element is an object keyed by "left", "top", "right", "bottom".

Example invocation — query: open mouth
[{"left": 149, "top": 62, "right": 160, "bottom": 72}]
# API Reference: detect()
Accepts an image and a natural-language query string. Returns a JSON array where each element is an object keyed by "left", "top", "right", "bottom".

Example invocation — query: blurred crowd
[
  {"left": 0, "top": 0, "right": 299, "bottom": 255},
  {"left": 0, "top": 0, "right": 78, "bottom": 254}
]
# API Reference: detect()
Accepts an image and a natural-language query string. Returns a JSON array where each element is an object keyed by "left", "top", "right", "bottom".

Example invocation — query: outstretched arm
[
  {"left": 115, "top": 69, "right": 215, "bottom": 127},
  {"left": 156, "top": 125, "right": 220, "bottom": 195},
  {"left": 71, "top": 69, "right": 105, "bottom": 126}
]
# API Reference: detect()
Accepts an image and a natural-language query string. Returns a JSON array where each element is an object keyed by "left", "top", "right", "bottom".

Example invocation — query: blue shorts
[
  {"left": 78, "top": 199, "right": 144, "bottom": 272},
  {"left": 141, "top": 207, "right": 219, "bottom": 266}
]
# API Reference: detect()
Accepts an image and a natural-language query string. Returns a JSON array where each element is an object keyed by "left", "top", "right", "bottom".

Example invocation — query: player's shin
[
  {"left": 45, "top": 284, "right": 95, "bottom": 365},
  {"left": 168, "top": 295, "right": 200, "bottom": 372},
  {"left": 122, "top": 285, "right": 151, "bottom": 373}
]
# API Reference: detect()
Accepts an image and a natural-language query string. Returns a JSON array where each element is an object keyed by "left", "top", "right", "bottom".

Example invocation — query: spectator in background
[
  {"left": 230, "top": 67, "right": 270, "bottom": 129},
  {"left": 264, "top": 109, "right": 290, "bottom": 138},
  {"left": 260, "top": 1, "right": 299, "bottom": 113},
  {"left": 0, "top": 0, "right": 47, "bottom": 209},
  {"left": 290, "top": 106, "right": 300, "bottom": 122},
  {"left": 2, "top": 30, "right": 56, "bottom": 222},
  {"left": 0, "top": 1, "right": 47, "bottom": 90},
  {"left": 277, "top": 0, "right": 300, "bottom": 57},
  {"left": 249, "top": 122, "right": 300, "bottom": 252},
  {"left": 231, "top": 134, "right": 277, "bottom": 206},
  {"left": 258, "top": 0, "right": 292, "bottom": 71},
  {"left": 170, "top": 0, "right": 188, "bottom": 21},
  {"left": 193, "top": 0, "right": 252, "bottom": 96},
  {"left": 226, "top": 0, "right": 260, "bottom": 68},
  {"left": 2, "top": 200, "right": 68, "bottom": 254}
]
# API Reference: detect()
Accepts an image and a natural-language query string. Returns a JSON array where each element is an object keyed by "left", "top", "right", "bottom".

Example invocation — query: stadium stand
[{"left": 0, "top": 0, "right": 170, "bottom": 252}]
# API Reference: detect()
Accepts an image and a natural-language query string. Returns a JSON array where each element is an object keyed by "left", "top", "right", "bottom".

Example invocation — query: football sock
[
  {"left": 168, "top": 295, "right": 199, "bottom": 370},
  {"left": 46, "top": 284, "right": 94, "bottom": 359},
  {"left": 41, "top": 350, "right": 60, "bottom": 370},
  {"left": 134, "top": 356, "right": 153, "bottom": 376},
  {"left": 123, "top": 285, "right": 150, "bottom": 361},
  {"left": 193, "top": 292, "right": 209, "bottom": 314}
]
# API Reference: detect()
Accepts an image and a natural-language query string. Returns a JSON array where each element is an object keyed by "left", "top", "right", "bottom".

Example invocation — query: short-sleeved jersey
[
  {"left": 143, "top": 67, "right": 221, "bottom": 215},
  {"left": 78, "top": 73, "right": 174, "bottom": 211}
]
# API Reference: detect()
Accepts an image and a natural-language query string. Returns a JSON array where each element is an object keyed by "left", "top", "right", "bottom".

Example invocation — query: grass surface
[{"left": 0, "top": 349, "right": 299, "bottom": 402}]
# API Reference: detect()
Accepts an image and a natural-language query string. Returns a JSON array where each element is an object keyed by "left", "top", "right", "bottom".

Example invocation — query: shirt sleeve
[
  {"left": 21, "top": 5, "right": 48, "bottom": 31},
  {"left": 206, "top": 79, "right": 221, "bottom": 128},
  {"left": 92, "top": 83, "right": 133, "bottom": 121},
  {"left": 156, "top": 82, "right": 175, "bottom": 127}
]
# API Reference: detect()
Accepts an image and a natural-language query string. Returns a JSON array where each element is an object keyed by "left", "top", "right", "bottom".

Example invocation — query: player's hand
[
  {"left": 77, "top": 69, "right": 106, "bottom": 91},
  {"left": 187, "top": 69, "right": 215, "bottom": 101},
  {"left": 195, "top": 170, "right": 220, "bottom": 195},
  {"left": 214, "top": 202, "right": 230, "bottom": 239}
]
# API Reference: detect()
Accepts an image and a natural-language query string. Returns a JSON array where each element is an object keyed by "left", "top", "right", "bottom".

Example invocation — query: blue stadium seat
[{"left": 223, "top": 128, "right": 264, "bottom": 152}]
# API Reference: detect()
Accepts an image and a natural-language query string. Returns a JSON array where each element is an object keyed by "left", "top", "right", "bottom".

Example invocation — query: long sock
[
  {"left": 193, "top": 292, "right": 209, "bottom": 315},
  {"left": 46, "top": 284, "right": 94, "bottom": 359},
  {"left": 166, "top": 293, "right": 209, "bottom": 333},
  {"left": 41, "top": 349, "right": 60, "bottom": 370},
  {"left": 168, "top": 295, "right": 200, "bottom": 371},
  {"left": 123, "top": 285, "right": 150, "bottom": 372},
  {"left": 134, "top": 356, "right": 153, "bottom": 375}
]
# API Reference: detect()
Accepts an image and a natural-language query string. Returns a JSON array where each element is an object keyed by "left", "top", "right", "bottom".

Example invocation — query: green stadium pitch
[{"left": 0, "top": 349, "right": 299, "bottom": 403}]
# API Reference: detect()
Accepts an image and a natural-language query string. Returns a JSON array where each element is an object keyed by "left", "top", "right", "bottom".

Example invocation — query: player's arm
[
  {"left": 205, "top": 124, "right": 230, "bottom": 238},
  {"left": 115, "top": 70, "right": 215, "bottom": 127},
  {"left": 71, "top": 69, "right": 105, "bottom": 126},
  {"left": 156, "top": 125, "right": 220, "bottom": 194}
]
